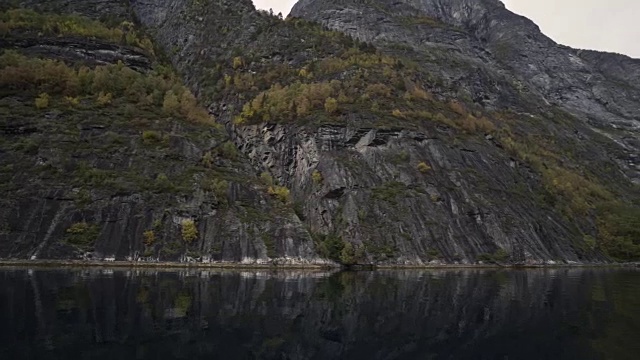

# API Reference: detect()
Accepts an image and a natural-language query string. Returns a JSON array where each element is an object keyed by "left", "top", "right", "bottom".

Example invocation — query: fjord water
[{"left": 0, "top": 268, "right": 638, "bottom": 360}]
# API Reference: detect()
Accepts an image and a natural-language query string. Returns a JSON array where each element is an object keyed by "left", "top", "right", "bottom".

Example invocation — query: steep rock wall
[
  {"left": 0, "top": 0, "right": 323, "bottom": 265},
  {"left": 1, "top": 0, "right": 638, "bottom": 264}
]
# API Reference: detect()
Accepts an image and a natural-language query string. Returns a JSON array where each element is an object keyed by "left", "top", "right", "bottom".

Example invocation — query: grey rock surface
[
  {"left": 291, "top": 0, "right": 640, "bottom": 182},
  {"left": 1, "top": 0, "right": 638, "bottom": 265},
  {"left": 0, "top": 0, "right": 324, "bottom": 265}
]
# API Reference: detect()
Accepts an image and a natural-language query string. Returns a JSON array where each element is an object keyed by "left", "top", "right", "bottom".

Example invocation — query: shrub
[
  {"left": 494, "top": 249, "right": 509, "bottom": 261},
  {"left": 65, "top": 222, "right": 99, "bottom": 247},
  {"left": 433, "top": 113, "right": 457, "bottom": 128},
  {"left": 64, "top": 96, "right": 80, "bottom": 107},
  {"left": 462, "top": 114, "right": 488, "bottom": 133},
  {"left": 476, "top": 116, "right": 497, "bottom": 133},
  {"left": 477, "top": 249, "right": 510, "bottom": 263},
  {"left": 34, "top": 93, "right": 49, "bottom": 109},
  {"left": 340, "top": 242, "right": 358, "bottom": 265},
  {"left": 427, "top": 248, "right": 441, "bottom": 260},
  {"left": 448, "top": 100, "right": 467, "bottom": 115},
  {"left": 232, "top": 56, "right": 244, "bottom": 69},
  {"left": 268, "top": 185, "right": 291, "bottom": 204},
  {"left": 154, "top": 173, "right": 174, "bottom": 192},
  {"left": 233, "top": 72, "right": 255, "bottom": 91},
  {"left": 365, "top": 242, "right": 396, "bottom": 261},
  {"left": 314, "top": 234, "right": 346, "bottom": 262},
  {"left": 395, "top": 151, "right": 410, "bottom": 163},
  {"left": 312, "top": 170, "right": 323, "bottom": 184},
  {"left": 372, "top": 181, "right": 408, "bottom": 202},
  {"left": 202, "top": 151, "right": 214, "bottom": 168},
  {"left": 233, "top": 115, "right": 246, "bottom": 125},
  {"left": 142, "top": 130, "right": 162, "bottom": 144},
  {"left": 392, "top": 109, "right": 404, "bottom": 118},
  {"left": 365, "top": 83, "right": 392, "bottom": 98},
  {"left": 260, "top": 172, "right": 274, "bottom": 186},
  {"left": 143, "top": 230, "right": 155, "bottom": 246},
  {"left": 181, "top": 219, "right": 198, "bottom": 243},
  {"left": 162, "top": 90, "right": 180, "bottom": 114},
  {"left": 180, "top": 90, "right": 212, "bottom": 124},
  {"left": 67, "top": 222, "right": 90, "bottom": 235},
  {"left": 96, "top": 91, "right": 112, "bottom": 106},
  {"left": 324, "top": 97, "right": 338, "bottom": 114},
  {"left": 262, "top": 234, "right": 277, "bottom": 258},
  {"left": 584, "top": 235, "right": 596, "bottom": 250},
  {"left": 210, "top": 178, "right": 228, "bottom": 203},
  {"left": 296, "top": 96, "right": 311, "bottom": 117},
  {"left": 417, "top": 162, "right": 432, "bottom": 173},
  {"left": 407, "top": 85, "right": 433, "bottom": 101},
  {"left": 597, "top": 204, "right": 640, "bottom": 261},
  {"left": 219, "top": 141, "right": 238, "bottom": 160}
]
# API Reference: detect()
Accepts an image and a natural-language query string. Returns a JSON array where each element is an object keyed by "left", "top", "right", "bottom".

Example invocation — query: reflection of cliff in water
[{"left": 0, "top": 268, "right": 638, "bottom": 360}]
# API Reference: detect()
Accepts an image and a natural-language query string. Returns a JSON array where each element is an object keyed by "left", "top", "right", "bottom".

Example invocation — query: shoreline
[{"left": 0, "top": 259, "right": 636, "bottom": 271}]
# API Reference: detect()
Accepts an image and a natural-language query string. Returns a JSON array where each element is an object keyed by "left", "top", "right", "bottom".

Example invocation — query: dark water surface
[{"left": 0, "top": 268, "right": 638, "bottom": 360}]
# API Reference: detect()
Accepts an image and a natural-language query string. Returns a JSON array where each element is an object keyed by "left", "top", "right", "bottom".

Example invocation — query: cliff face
[
  {"left": 290, "top": 0, "right": 640, "bottom": 181},
  {"left": 0, "top": 0, "right": 638, "bottom": 265},
  {"left": 0, "top": 0, "right": 320, "bottom": 265}
]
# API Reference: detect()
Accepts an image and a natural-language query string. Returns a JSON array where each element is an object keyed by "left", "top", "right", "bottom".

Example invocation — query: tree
[
  {"left": 324, "top": 97, "right": 338, "bottom": 114},
  {"left": 312, "top": 170, "right": 323, "bottom": 184},
  {"left": 162, "top": 90, "right": 180, "bottom": 115},
  {"left": 181, "top": 219, "right": 198, "bottom": 243},
  {"left": 143, "top": 230, "right": 155, "bottom": 246},
  {"left": 34, "top": 93, "right": 49, "bottom": 109},
  {"left": 340, "top": 242, "right": 360, "bottom": 265},
  {"left": 96, "top": 91, "right": 112, "bottom": 106},
  {"left": 232, "top": 56, "right": 244, "bottom": 69}
]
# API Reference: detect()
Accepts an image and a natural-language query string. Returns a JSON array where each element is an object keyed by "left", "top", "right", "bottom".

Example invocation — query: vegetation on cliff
[
  {"left": 192, "top": 9, "right": 639, "bottom": 261},
  {"left": 0, "top": 6, "right": 297, "bottom": 262}
]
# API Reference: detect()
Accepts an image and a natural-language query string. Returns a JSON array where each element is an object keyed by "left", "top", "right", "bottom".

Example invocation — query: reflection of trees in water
[
  {"left": 0, "top": 268, "right": 638, "bottom": 359},
  {"left": 589, "top": 271, "right": 640, "bottom": 360}
]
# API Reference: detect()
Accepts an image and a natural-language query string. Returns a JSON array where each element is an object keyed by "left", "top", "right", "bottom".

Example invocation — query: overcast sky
[{"left": 253, "top": 0, "right": 639, "bottom": 58}]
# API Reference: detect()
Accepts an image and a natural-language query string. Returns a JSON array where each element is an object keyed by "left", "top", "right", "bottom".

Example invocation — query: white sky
[
  {"left": 253, "top": 0, "right": 640, "bottom": 58},
  {"left": 253, "top": 0, "right": 297, "bottom": 16}
]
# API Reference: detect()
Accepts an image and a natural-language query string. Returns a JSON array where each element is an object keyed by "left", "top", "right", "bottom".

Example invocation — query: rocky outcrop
[
  {"left": 231, "top": 122, "right": 592, "bottom": 264},
  {"left": 0, "top": 37, "right": 153, "bottom": 71}
]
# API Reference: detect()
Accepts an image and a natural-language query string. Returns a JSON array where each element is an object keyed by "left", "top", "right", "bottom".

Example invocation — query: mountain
[
  {"left": 0, "top": 0, "right": 318, "bottom": 264},
  {"left": 0, "top": 0, "right": 638, "bottom": 265}
]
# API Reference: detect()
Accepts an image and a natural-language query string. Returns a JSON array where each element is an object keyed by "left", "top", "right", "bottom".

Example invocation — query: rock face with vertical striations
[{"left": 0, "top": 0, "right": 638, "bottom": 265}]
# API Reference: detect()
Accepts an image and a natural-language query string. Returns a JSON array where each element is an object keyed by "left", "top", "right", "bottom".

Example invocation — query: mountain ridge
[{"left": 290, "top": 0, "right": 640, "bottom": 185}]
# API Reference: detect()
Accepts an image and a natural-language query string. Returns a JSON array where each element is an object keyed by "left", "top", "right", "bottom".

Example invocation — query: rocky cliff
[
  {"left": 0, "top": 0, "right": 320, "bottom": 265},
  {"left": 0, "top": 0, "right": 638, "bottom": 265}
]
